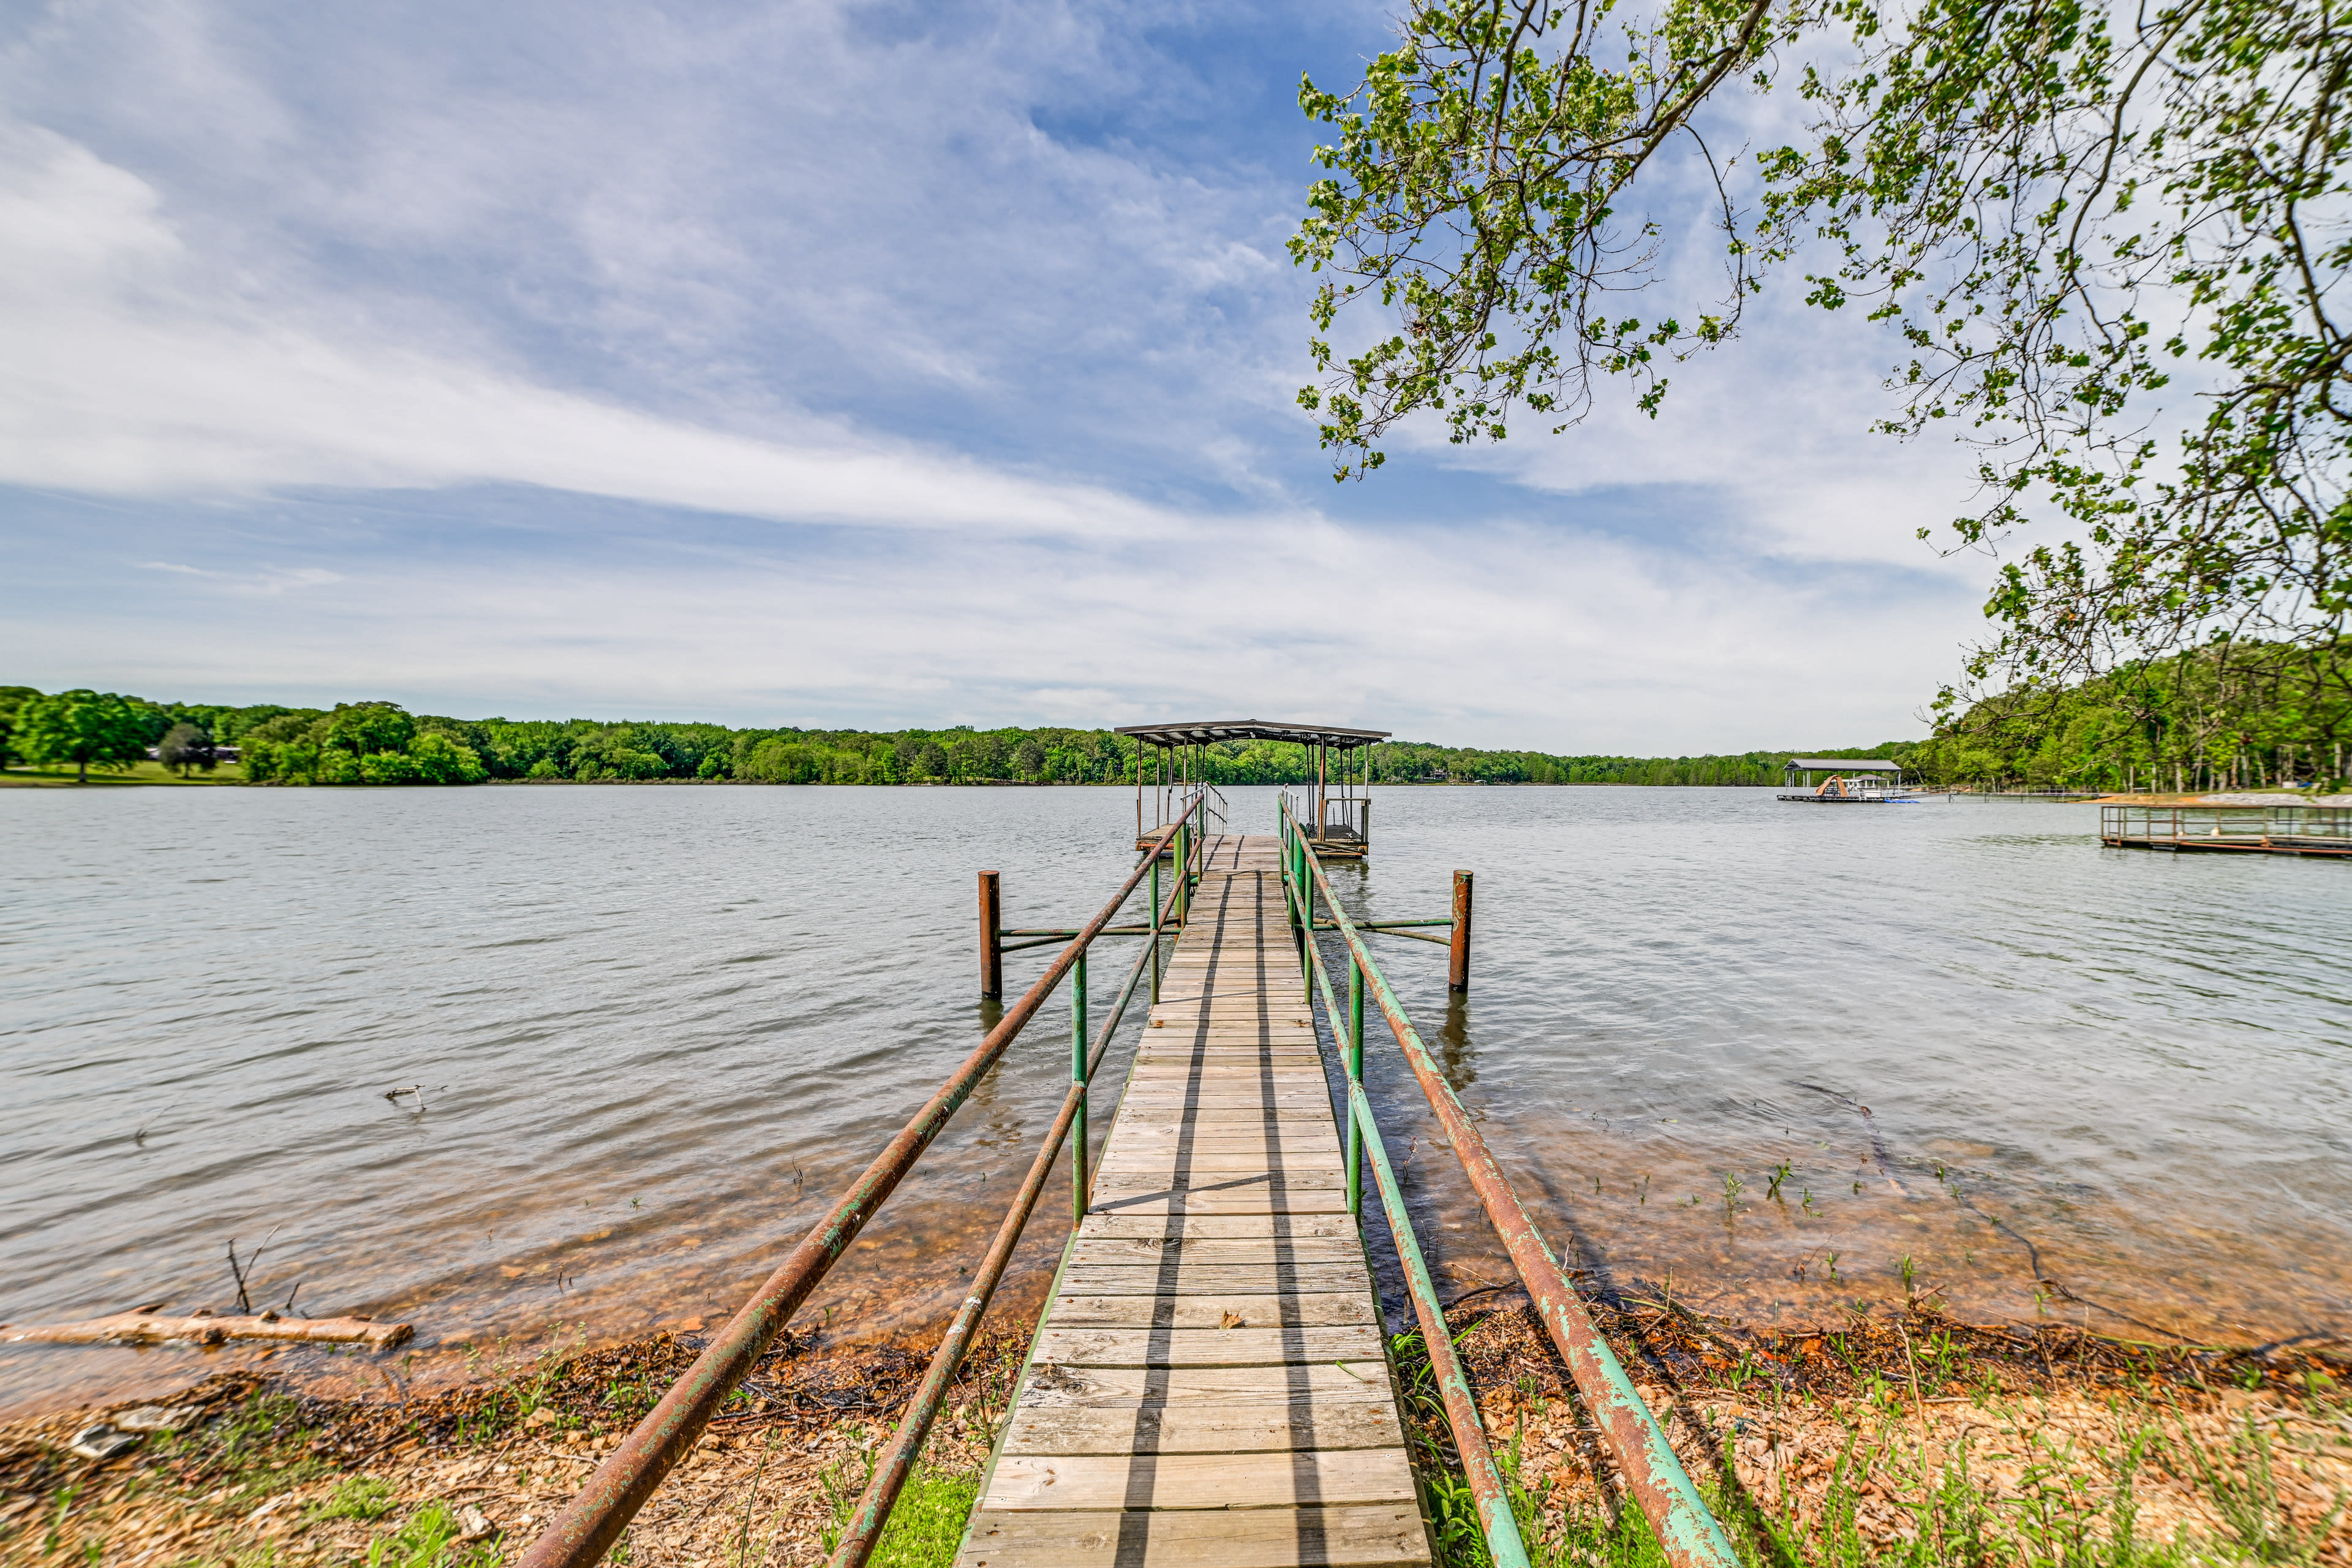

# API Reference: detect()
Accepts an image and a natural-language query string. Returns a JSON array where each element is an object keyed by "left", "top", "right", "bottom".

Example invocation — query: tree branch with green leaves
[{"left": 1293, "top": 0, "right": 2352, "bottom": 716}]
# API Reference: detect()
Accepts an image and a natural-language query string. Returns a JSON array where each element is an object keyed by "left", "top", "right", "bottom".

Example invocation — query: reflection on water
[{"left": 2, "top": 785, "right": 2345, "bottom": 1415}]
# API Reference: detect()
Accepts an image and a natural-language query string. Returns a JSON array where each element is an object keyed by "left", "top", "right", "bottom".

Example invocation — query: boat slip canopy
[
  {"left": 1785, "top": 758, "right": 1904, "bottom": 772},
  {"left": 1115, "top": 720, "right": 1391, "bottom": 750}
]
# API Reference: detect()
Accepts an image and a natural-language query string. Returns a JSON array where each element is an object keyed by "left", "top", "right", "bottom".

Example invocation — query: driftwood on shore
[{"left": 1, "top": 1305, "right": 412, "bottom": 1349}]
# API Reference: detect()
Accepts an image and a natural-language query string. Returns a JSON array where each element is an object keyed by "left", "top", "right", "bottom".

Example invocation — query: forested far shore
[
  {"left": 0, "top": 686, "right": 1919, "bottom": 788},
  {"left": 8, "top": 655, "right": 2344, "bottom": 793},
  {"left": 1918, "top": 640, "right": 2350, "bottom": 793}
]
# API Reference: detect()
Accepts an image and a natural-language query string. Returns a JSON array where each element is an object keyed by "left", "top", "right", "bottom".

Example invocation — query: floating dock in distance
[
  {"left": 2101, "top": 803, "right": 2352, "bottom": 858},
  {"left": 958, "top": 834, "right": 1431, "bottom": 1567},
  {"left": 1776, "top": 757, "right": 1910, "bottom": 803}
]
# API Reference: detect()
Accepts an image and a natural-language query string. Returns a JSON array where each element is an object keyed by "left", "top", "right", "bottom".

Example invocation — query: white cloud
[{"left": 0, "top": 118, "right": 1180, "bottom": 537}]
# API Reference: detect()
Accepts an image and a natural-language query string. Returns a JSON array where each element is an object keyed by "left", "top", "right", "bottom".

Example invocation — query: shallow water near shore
[{"left": 2, "top": 783, "right": 2346, "bottom": 1415}]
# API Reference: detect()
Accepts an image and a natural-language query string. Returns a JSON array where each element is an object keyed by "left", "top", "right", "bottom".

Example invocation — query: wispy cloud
[{"left": 137, "top": 560, "right": 343, "bottom": 594}]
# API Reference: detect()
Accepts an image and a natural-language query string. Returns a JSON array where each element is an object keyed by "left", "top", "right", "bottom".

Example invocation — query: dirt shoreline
[{"left": 6, "top": 1302, "right": 2345, "bottom": 1567}]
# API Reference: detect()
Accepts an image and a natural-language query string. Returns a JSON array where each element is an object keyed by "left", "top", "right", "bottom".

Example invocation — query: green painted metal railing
[{"left": 1277, "top": 800, "right": 1740, "bottom": 1568}]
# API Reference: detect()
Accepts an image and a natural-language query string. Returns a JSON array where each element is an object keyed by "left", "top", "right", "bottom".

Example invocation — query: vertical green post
[
  {"left": 1148, "top": 853, "right": 1163, "bottom": 1004},
  {"left": 1072, "top": 948, "right": 1089, "bottom": 1224},
  {"left": 1297, "top": 845, "right": 1314, "bottom": 1005},
  {"left": 1174, "top": 821, "right": 1188, "bottom": 925},
  {"left": 1346, "top": 955, "right": 1365, "bottom": 1215}
]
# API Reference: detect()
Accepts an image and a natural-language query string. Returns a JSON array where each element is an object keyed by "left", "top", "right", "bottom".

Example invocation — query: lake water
[{"left": 2, "top": 784, "right": 2346, "bottom": 1415}]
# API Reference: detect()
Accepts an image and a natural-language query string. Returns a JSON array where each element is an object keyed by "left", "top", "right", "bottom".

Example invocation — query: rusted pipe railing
[
  {"left": 516, "top": 797, "right": 1202, "bottom": 1568},
  {"left": 1297, "top": 880, "right": 1528, "bottom": 1566},
  {"left": 1280, "top": 802, "right": 1740, "bottom": 1568},
  {"left": 825, "top": 905, "right": 1164, "bottom": 1568}
]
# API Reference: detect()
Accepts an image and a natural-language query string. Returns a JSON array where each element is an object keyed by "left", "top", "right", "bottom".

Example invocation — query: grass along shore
[{"left": 4, "top": 1299, "right": 2344, "bottom": 1568}]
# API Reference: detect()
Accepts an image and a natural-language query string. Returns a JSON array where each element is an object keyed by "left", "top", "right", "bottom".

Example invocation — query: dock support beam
[
  {"left": 1449, "top": 870, "right": 1473, "bottom": 993},
  {"left": 979, "top": 871, "right": 1003, "bottom": 1000}
]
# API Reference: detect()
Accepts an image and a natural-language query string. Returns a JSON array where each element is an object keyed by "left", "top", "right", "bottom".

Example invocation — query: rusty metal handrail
[
  {"left": 516, "top": 798, "right": 1202, "bottom": 1568},
  {"left": 1280, "top": 801, "right": 1740, "bottom": 1568}
]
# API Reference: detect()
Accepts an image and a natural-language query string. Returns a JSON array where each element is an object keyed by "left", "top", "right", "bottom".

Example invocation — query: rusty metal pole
[
  {"left": 1448, "top": 870, "right": 1473, "bottom": 993},
  {"left": 979, "top": 870, "right": 1002, "bottom": 1000},
  {"left": 1071, "top": 948, "right": 1089, "bottom": 1223}
]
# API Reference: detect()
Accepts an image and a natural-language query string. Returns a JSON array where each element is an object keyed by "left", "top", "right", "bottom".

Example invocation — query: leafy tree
[
  {"left": 0, "top": 685, "right": 37, "bottom": 770},
  {"left": 16, "top": 690, "right": 152, "bottom": 783},
  {"left": 409, "top": 732, "right": 489, "bottom": 785},
  {"left": 156, "top": 722, "right": 216, "bottom": 777},
  {"left": 1292, "top": 0, "right": 2351, "bottom": 701},
  {"left": 322, "top": 703, "right": 417, "bottom": 760}
]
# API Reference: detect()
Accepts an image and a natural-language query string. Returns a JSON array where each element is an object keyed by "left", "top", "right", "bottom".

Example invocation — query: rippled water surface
[{"left": 3, "top": 785, "right": 2346, "bottom": 1414}]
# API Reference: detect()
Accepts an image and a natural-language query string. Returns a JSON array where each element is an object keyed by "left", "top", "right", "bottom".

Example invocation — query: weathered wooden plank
[
  {"left": 1088, "top": 1192, "right": 1353, "bottom": 1218},
  {"left": 1108, "top": 1108, "right": 1338, "bottom": 1126},
  {"left": 956, "top": 1502, "right": 1428, "bottom": 1568},
  {"left": 980, "top": 1448, "right": 1417, "bottom": 1512},
  {"left": 1055, "top": 1266, "right": 1371, "bottom": 1297},
  {"left": 1014, "top": 1363, "right": 1397, "bottom": 1409},
  {"left": 1033, "top": 1325, "right": 1384, "bottom": 1368},
  {"left": 1048, "top": 1291, "right": 1375, "bottom": 1328},
  {"left": 1066, "top": 1235, "right": 1363, "bottom": 1267},
  {"left": 1002, "top": 1397, "right": 1404, "bottom": 1457},
  {"left": 1076, "top": 1213, "right": 1357, "bottom": 1242}
]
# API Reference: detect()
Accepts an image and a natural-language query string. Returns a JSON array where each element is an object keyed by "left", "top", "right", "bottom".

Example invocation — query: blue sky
[{"left": 0, "top": 0, "right": 1991, "bottom": 750}]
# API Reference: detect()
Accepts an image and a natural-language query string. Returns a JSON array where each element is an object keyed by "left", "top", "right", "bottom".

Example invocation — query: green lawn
[{"left": 0, "top": 760, "right": 249, "bottom": 787}]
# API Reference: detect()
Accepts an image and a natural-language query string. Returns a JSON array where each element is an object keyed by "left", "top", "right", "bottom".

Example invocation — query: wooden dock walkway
[{"left": 957, "top": 834, "right": 1432, "bottom": 1567}]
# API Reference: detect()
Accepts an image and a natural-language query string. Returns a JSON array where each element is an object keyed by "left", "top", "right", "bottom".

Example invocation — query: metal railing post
[
  {"left": 979, "top": 870, "right": 1002, "bottom": 1000},
  {"left": 1148, "top": 853, "right": 1162, "bottom": 1003},
  {"left": 1449, "top": 869, "right": 1474, "bottom": 993},
  {"left": 1297, "top": 845, "right": 1315, "bottom": 1005},
  {"left": 1346, "top": 954, "right": 1365, "bottom": 1215},
  {"left": 1071, "top": 949, "right": 1089, "bottom": 1223}
]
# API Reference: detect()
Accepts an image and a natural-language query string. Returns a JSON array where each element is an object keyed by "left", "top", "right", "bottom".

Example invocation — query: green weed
[
  {"left": 815, "top": 1436, "right": 980, "bottom": 1568},
  {"left": 363, "top": 1501, "right": 495, "bottom": 1568},
  {"left": 309, "top": 1476, "right": 396, "bottom": 1523}
]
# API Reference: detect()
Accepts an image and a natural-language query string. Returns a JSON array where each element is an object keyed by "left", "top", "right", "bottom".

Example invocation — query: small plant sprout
[
  {"left": 1825, "top": 1251, "right": 1842, "bottom": 1284},
  {"left": 1722, "top": 1172, "right": 1744, "bottom": 1220},
  {"left": 1801, "top": 1186, "right": 1821, "bottom": 1215},
  {"left": 1766, "top": 1162, "right": 1792, "bottom": 1202},
  {"left": 1899, "top": 1254, "right": 1918, "bottom": 1299}
]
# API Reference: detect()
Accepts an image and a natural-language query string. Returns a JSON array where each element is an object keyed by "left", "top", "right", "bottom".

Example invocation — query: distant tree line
[
  {"left": 1915, "top": 641, "right": 2351, "bottom": 793},
  {"left": 1, "top": 685, "right": 1934, "bottom": 790}
]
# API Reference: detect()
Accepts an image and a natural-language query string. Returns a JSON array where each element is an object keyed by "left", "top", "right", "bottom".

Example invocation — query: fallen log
[{"left": 1, "top": 1305, "right": 412, "bottom": 1349}]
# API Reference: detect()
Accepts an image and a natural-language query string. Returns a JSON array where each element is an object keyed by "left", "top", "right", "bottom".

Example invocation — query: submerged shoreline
[{"left": 8, "top": 1298, "right": 2345, "bottom": 1566}]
